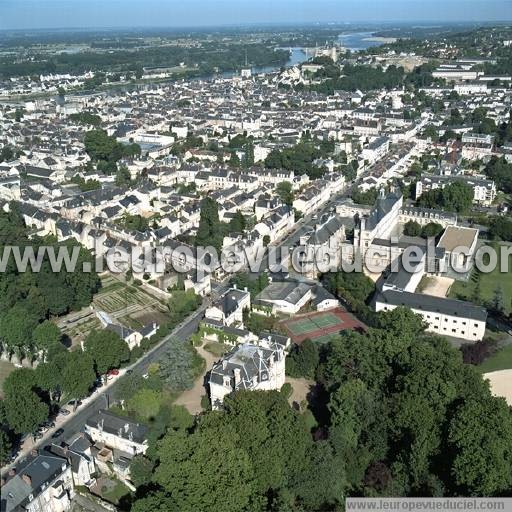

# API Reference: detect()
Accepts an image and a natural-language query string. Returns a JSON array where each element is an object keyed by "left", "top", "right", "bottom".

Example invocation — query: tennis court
[
  {"left": 279, "top": 308, "right": 365, "bottom": 345},
  {"left": 287, "top": 312, "right": 342, "bottom": 336}
]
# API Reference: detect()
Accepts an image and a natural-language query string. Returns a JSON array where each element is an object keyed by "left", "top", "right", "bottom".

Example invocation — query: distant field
[
  {"left": 449, "top": 244, "right": 512, "bottom": 315},
  {"left": 478, "top": 345, "right": 512, "bottom": 373}
]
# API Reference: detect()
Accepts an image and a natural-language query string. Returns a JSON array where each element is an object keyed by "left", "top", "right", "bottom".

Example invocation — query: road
[
  {"left": 1, "top": 181, "right": 359, "bottom": 475},
  {"left": 1, "top": 300, "right": 215, "bottom": 477}
]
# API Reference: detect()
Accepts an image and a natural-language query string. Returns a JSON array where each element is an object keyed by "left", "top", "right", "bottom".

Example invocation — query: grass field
[
  {"left": 203, "top": 342, "right": 231, "bottom": 357},
  {"left": 478, "top": 344, "right": 512, "bottom": 373},
  {"left": 0, "top": 360, "right": 15, "bottom": 396},
  {"left": 449, "top": 244, "right": 512, "bottom": 314}
]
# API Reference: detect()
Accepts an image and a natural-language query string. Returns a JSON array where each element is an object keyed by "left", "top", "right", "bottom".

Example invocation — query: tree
[
  {"left": 276, "top": 181, "right": 294, "bottom": 207},
  {"left": 228, "top": 152, "right": 241, "bottom": 168},
  {"left": 263, "top": 234, "right": 271, "bottom": 247},
  {"left": 159, "top": 338, "right": 203, "bottom": 391},
  {"left": 403, "top": 220, "right": 422, "bottom": 237},
  {"left": 131, "top": 492, "right": 176, "bottom": 512},
  {"left": 4, "top": 392, "right": 48, "bottom": 435},
  {"left": 286, "top": 339, "right": 319, "bottom": 379},
  {"left": 421, "top": 222, "right": 443, "bottom": 239},
  {"left": 115, "top": 165, "right": 132, "bottom": 187},
  {"left": 229, "top": 210, "right": 246, "bottom": 233},
  {"left": 60, "top": 351, "right": 96, "bottom": 404},
  {"left": 130, "top": 454, "right": 155, "bottom": 487},
  {"left": 168, "top": 290, "right": 202, "bottom": 326},
  {"left": 33, "top": 321, "right": 63, "bottom": 362},
  {"left": 154, "top": 426, "right": 255, "bottom": 512},
  {"left": 492, "top": 285, "right": 504, "bottom": 313},
  {"left": 84, "top": 329, "right": 130, "bottom": 375},
  {"left": 0, "top": 305, "right": 39, "bottom": 359},
  {"left": 0, "top": 429, "right": 12, "bottom": 464},
  {"left": 126, "top": 388, "right": 161, "bottom": 420},
  {"left": 418, "top": 182, "right": 473, "bottom": 213},
  {"left": 195, "top": 197, "right": 223, "bottom": 252},
  {"left": 448, "top": 397, "right": 512, "bottom": 496}
]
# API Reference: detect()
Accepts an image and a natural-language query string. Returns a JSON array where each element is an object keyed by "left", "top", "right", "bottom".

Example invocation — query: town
[{"left": 1, "top": 15, "right": 512, "bottom": 512}]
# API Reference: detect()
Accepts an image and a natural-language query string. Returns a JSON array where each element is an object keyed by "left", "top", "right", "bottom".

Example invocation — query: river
[{"left": 338, "top": 31, "right": 389, "bottom": 51}]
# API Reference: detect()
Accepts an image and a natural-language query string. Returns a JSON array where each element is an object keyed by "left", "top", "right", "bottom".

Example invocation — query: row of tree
[{"left": 0, "top": 206, "right": 100, "bottom": 363}]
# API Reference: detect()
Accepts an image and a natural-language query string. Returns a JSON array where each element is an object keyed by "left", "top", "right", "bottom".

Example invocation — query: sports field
[{"left": 279, "top": 308, "right": 365, "bottom": 345}]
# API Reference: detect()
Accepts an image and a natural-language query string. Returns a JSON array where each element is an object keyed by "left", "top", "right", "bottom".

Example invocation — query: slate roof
[
  {"left": 372, "top": 290, "right": 488, "bottom": 322},
  {"left": 86, "top": 409, "right": 148, "bottom": 445}
]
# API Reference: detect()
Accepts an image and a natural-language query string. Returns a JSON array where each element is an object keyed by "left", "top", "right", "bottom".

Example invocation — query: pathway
[{"left": 174, "top": 344, "right": 219, "bottom": 414}]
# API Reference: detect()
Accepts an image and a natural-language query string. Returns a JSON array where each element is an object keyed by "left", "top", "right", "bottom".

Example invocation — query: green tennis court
[
  {"left": 311, "top": 313, "right": 341, "bottom": 329},
  {"left": 314, "top": 333, "right": 337, "bottom": 344},
  {"left": 287, "top": 319, "right": 317, "bottom": 335},
  {"left": 286, "top": 312, "right": 342, "bottom": 336}
]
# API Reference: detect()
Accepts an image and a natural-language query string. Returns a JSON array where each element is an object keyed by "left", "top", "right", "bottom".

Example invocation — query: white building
[
  {"left": 373, "top": 290, "right": 487, "bottom": 341},
  {"left": 1, "top": 455, "right": 74, "bottom": 512},
  {"left": 204, "top": 287, "right": 251, "bottom": 327},
  {"left": 209, "top": 341, "right": 286, "bottom": 410},
  {"left": 85, "top": 409, "right": 149, "bottom": 456}
]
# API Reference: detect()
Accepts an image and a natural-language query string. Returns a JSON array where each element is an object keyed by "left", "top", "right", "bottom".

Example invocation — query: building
[
  {"left": 209, "top": 341, "right": 286, "bottom": 410},
  {"left": 1, "top": 455, "right": 74, "bottom": 512},
  {"left": 255, "top": 281, "right": 313, "bottom": 314},
  {"left": 415, "top": 175, "right": 496, "bottom": 206},
  {"left": 204, "top": 287, "right": 251, "bottom": 327},
  {"left": 373, "top": 290, "right": 487, "bottom": 341},
  {"left": 85, "top": 409, "right": 149, "bottom": 456}
]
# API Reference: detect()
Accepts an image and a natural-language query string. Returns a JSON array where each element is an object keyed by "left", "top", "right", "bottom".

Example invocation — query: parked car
[
  {"left": 59, "top": 408, "right": 70, "bottom": 416},
  {"left": 67, "top": 400, "right": 82, "bottom": 409},
  {"left": 106, "top": 369, "right": 120, "bottom": 380},
  {"left": 33, "top": 432, "right": 43, "bottom": 440},
  {"left": 52, "top": 428, "right": 64, "bottom": 439}
]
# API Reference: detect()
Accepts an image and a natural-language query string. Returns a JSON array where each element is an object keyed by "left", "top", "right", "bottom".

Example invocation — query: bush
[
  {"left": 201, "top": 394, "right": 211, "bottom": 411},
  {"left": 280, "top": 382, "right": 293, "bottom": 399},
  {"left": 461, "top": 339, "right": 498, "bottom": 365}
]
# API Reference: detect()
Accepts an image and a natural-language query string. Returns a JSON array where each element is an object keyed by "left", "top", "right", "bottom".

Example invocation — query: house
[
  {"left": 255, "top": 281, "right": 313, "bottom": 315},
  {"left": 209, "top": 341, "right": 286, "bottom": 409},
  {"left": 85, "top": 409, "right": 149, "bottom": 457},
  {"left": 1, "top": 454, "right": 74, "bottom": 512},
  {"left": 204, "top": 287, "right": 251, "bottom": 327},
  {"left": 48, "top": 433, "right": 96, "bottom": 488},
  {"left": 95, "top": 310, "right": 158, "bottom": 350}
]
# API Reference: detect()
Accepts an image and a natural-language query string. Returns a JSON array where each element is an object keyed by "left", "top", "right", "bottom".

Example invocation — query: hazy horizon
[{"left": 1, "top": 0, "right": 511, "bottom": 31}]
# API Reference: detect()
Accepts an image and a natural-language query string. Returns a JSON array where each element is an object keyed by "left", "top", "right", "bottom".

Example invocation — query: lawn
[
  {"left": 203, "top": 342, "right": 230, "bottom": 357},
  {"left": 101, "top": 479, "right": 132, "bottom": 505},
  {"left": 449, "top": 244, "right": 512, "bottom": 314},
  {"left": 478, "top": 344, "right": 512, "bottom": 373},
  {"left": 0, "top": 360, "right": 15, "bottom": 397}
]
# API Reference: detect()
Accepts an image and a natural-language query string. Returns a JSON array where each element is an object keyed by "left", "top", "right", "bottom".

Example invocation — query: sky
[{"left": 1, "top": 0, "right": 511, "bottom": 31}]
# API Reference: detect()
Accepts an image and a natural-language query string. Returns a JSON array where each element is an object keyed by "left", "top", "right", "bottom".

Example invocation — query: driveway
[{"left": 174, "top": 344, "right": 219, "bottom": 414}]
